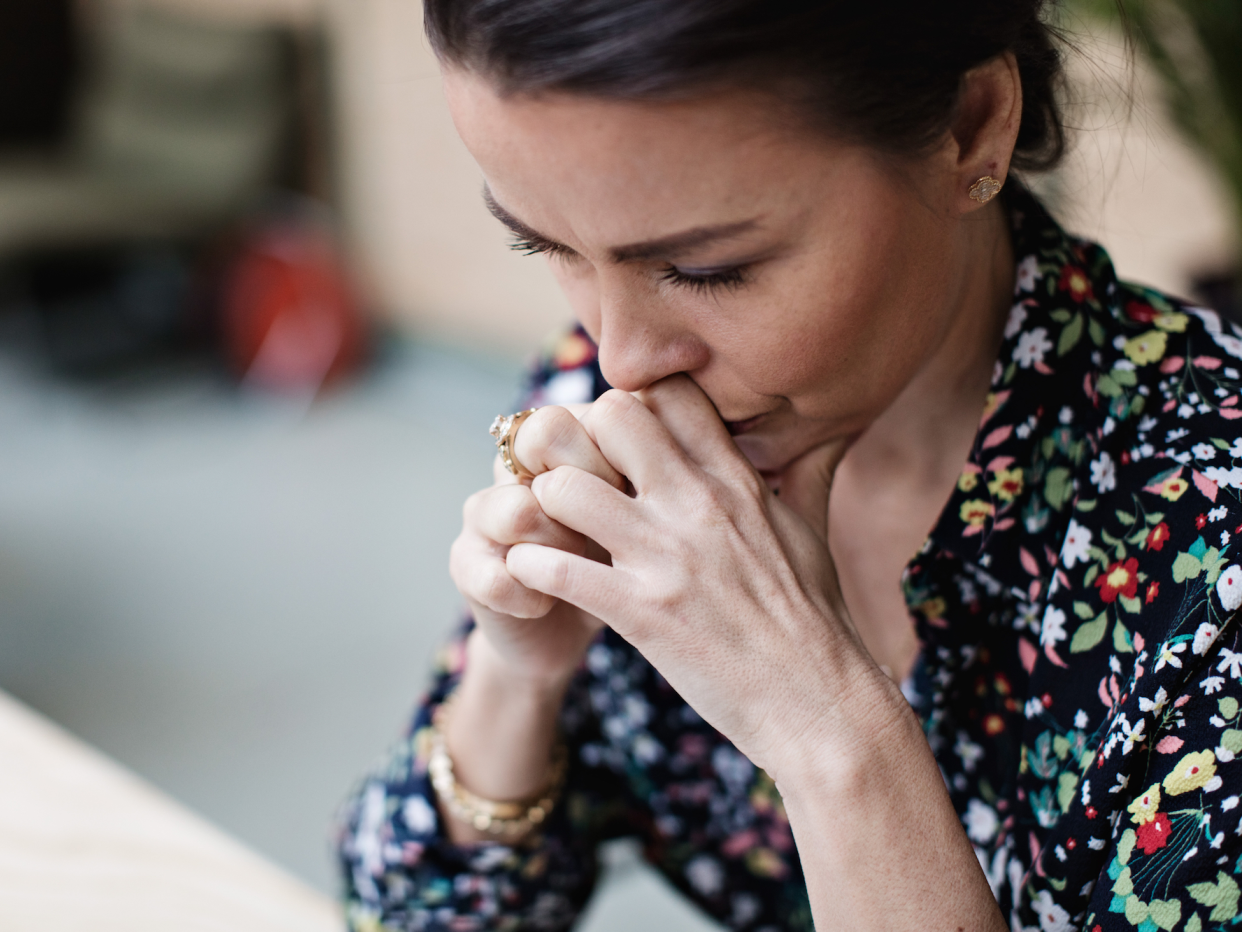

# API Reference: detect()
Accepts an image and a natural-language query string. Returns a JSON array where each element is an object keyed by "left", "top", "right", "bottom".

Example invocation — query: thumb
[{"left": 775, "top": 436, "right": 855, "bottom": 542}]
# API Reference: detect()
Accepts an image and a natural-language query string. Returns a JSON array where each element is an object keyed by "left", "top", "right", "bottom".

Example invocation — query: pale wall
[{"left": 107, "top": 2, "right": 1240, "bottom": 357}]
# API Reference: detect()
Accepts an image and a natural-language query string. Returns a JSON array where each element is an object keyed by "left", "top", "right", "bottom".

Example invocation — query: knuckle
[
  {"left": 508, "top": 493, "right": 546, "bottom": 540},
  {"left": 478, "top": 561, "right": 516, "bottom": 609},
  {"left": 591, "top": 389, "right": 635, "bottom": 425}
]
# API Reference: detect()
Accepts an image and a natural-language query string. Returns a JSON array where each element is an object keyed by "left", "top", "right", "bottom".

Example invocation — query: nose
[{"left": 594, "top": 286, "right": 709, "bottom": 393}]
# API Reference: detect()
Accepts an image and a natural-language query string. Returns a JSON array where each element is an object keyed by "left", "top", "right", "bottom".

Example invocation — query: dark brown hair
[{"left": 425, "top": 0, "right": 1067, "bottom": 171}]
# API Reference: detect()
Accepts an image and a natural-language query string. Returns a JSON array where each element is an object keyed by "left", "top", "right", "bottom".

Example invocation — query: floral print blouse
[{"left": 336, "top": 187, "right": 1242, "bottom": 932}]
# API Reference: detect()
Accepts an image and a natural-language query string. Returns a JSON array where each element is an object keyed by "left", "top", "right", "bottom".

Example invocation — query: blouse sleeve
[
  {"left": 334, "top": 619, "right": 639, "bottom": 932},
  {"left": 1085, "top": 621, "right": 1242, "bottom": 931}
]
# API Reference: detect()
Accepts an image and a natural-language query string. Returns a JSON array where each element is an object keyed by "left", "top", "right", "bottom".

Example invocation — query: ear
[{"left": 948, "top": 52, "right": 1023, "bottom": 214}]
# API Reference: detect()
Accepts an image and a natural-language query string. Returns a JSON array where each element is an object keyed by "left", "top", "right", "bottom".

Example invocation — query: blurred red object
[{"left": 220, "top": 215, "right": 365, "bottom": 392}]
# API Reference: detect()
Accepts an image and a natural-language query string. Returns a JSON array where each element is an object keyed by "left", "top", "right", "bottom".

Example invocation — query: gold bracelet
[{"left": 427, "top": 689, "right": 568, "bottom": 839}]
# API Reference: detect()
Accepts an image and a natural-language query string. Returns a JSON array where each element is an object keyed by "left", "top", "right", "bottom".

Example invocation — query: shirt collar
[{"left": 905, "top": 185, "right": 1116, "bottom": 615}]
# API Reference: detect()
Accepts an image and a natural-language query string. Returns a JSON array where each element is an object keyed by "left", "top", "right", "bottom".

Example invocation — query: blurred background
[{"left": 0, "top": 0, "right": 1238, "bottom": 928}]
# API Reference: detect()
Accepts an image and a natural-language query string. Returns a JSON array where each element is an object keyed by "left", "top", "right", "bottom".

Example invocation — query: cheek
[{"left": 712, "top": 217, "right": 958, "bottom": 417}]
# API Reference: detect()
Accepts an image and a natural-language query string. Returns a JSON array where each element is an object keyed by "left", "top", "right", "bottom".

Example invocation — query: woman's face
[{"left": 446, "top": 70, "right": 985, "bottom": 475}]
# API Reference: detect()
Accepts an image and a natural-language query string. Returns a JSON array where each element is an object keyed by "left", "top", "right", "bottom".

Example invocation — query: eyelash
[
  {"left": 657, "top": 265, "right": 748, "bottom": 293},
  {"left": 509, "top": 235, "right": 749, "bottom": 294}
]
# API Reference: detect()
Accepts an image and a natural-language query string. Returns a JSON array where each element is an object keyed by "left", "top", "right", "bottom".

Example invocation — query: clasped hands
[{"left": 450, "top": 374, "right": 884, "bottom": 780}]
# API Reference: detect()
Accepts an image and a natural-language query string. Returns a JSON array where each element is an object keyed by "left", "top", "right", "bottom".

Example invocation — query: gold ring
[{"left": 489, "top": 408, "right": 539, "bottom": 480}]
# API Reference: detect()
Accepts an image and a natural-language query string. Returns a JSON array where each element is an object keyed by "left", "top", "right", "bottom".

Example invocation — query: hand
[
  {"left": 450, "top": 404, "right": 624, "bottom": 686},
  {"left": 505, "top": 376, "right": 893, "bottom": 780}
]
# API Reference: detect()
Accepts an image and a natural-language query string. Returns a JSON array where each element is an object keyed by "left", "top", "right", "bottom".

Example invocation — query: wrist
[
  {"left": 464, "top": 628, "right": 577, "bottom": 703},
  {"left": 765, "top": 661, "right": 920, "bottom": 801}
]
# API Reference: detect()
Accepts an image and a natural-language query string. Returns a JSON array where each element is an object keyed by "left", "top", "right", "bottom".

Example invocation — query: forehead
[{"left": 443, "top": 68, "right": 858, "bottom": 244}]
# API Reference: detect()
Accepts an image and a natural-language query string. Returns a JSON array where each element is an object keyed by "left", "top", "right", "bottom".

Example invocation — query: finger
[
  {"left": 577, "top": 389, "right": 691, "bottom": 493},
  {"left": 506, "top": 542, "right": 631, "bottom": 628},
  {"left": 512, "top": 405, "right": 625, "bottom": 490},
  {"left": 464, "top": 484, "right": 588, "bottom": 552},
  {"left": 776, "top": 437, "right": 854, "bottom": 542},
  {"left": 450, "top": 532, "right": 557, "bottom": 619},
  {"left": 529, "top": 464, "right": 642, "bottom": 556},
  {"left": 633, "top": 374, "right": 741, "bottom": 472}
]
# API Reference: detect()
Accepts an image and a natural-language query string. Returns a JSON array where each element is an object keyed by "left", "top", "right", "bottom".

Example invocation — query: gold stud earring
[{"left": 969, "top": 175, "right": 1003, "bottom": 203}]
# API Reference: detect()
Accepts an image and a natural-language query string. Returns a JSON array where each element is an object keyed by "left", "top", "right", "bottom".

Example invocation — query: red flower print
[
  {"left": 1095, "top": 558, "right": 1140, "bottom": 603},
  {"left": 1066, "top": 837, "right": 1077, "bottom": 850},
  {"left": 1196, "top": 513, "right": 1208, "bottom": 530},
  {"left": 1135, "top": 812, "right": 1171, "bottom": 854},
  {"left": 1145, "top": 522, "right": 1170, "bottom": 551},
  {"left": 1146, "top": 581, "right": 1160, "bottom": 604},
  {"left": 1059, "top": 265, "right": 1094, "bottom": 302},
  {"left": 1125, "top": 300, "right": 1157, "bottom": 323},
  {"left": 1085, "top": 806, "right": 1098, "bottom": 820}
]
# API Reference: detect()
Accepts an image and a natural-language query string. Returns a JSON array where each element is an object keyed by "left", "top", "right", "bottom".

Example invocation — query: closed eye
[
  {"left": 658, "top": 265, "right": 749, "bottom": 293},
  {"left": 509, "top": 234, "right": 577, "bottom": 261}
]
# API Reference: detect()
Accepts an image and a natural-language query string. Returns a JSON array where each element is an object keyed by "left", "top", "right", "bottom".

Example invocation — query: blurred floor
[{"left": 0, "top": 339, "right": 719, "bottom": 931}]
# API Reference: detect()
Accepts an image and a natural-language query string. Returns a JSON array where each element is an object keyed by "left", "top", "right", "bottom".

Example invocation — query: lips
[{"left": 724, "top": 413, "right": 767, "bottom": 436}]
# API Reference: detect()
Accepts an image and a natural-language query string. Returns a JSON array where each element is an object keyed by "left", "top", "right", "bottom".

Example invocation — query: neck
[{"left": 846, "top": 199, "right": 1014, "bottom": 494}]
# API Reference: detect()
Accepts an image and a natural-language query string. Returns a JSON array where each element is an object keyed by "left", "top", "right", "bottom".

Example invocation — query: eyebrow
[{"left": 483, "top": 186, "right": 761, "bottom": 264}]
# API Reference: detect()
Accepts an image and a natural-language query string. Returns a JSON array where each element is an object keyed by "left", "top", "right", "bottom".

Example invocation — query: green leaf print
[
  {"left": 1124, "top": 895, "right": 1181, "bottom": 931},
  {"left": 1188, "top": 872, "right": 1240, "bottom": 923},
  {"left": 1214, "top": 438, "right": 1233, "bottom": 451},
  {"left": 1058, "top": 313, "right": 1083, "bottom": 355},
  {"left": 1089, "top": 316, "right": 1107, "bottom": 347},
  {"left": 1114, "top": 620, "right": 1134, "bottom": 653},
  {"left": 1173, "top": 552, "right": 1203, "bottom": 583},
  {"left": 1073, "top": 601, "right": 1095, "bottom": 619},
  {"left": 1221, "top": 697, "right": 1239, "bottom": 719},
  {"left": 1119, "top": 594, "right": 1142, "bottom": 614},
  {"left": 1221, "top": 729, "right": 1242, "bottom": 754},
  {"left": 1057, "top": 772, "right": 1078, "bottom": 812},
  {"left": 1118, "top": 828, "right": 1137, "bottom": 866},
  {"left": 1070, "top": 615, "right": 1108, "bottom": 653},
  {"left": 1045, "top": 467, "right": 1073, "bottom": 510},
  {"left": 1186, "top": 913, "right": 1203, "bottom": 932},
  {"left": 1097, "top": 374, "right": 1122, "bottom": 397}
]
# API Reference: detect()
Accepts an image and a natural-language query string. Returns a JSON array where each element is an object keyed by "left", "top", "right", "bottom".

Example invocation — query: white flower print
[
  {"left": 1219, "top": 566, "right": 1242, "bottom": 610},
  {"left": 1203, "top": 676, "right": 1226, "bottom": 695},
  {"left": 1004, "top": 303, "right": 1029, "bottom": 339},
  {"left": 955, "top": 732, "right": 984, "bottom": 773},
  {"left": 1089, "top": 452, "right": 1117, "bottom": 493},
  {"left": 1013, "top": 327, "right": 1052, "bottom": 369},
  {"left": 1154, "top": 640, "right": 1187, "bottom": 672},
  {"left": 1167, "top": 428, "right": 1189, "bottom": 443},
  {"left": 1031, "top": 888, "right": 1075, "bottom": 932},
  {"left": 402, "top": 795, "right": 437, "bottom": 836},
  {"left": 1193, "top": 442, "right": 1218, "bottom": 461},
  {"left": 685, "top": 855, "right": 724, "bottom": 896},
  {"left": 1210, "top": 506, "right": 1229, "bottom": 523},
  {"left": 1119, "top": 715, "right": 1147, "bottom": 755},
  {"left": 964, "top": 799, "right": 999, "bottom": 844},
  {"left": 1040, "top": 606, "right": 1067, "bottom": 648},
  {"left": 1194, "top": 622, "right": 1222, "bottom": 656},
  {"left": 1138, "top": 687, "right": 1169, "bottom": 716},
  {"left": 1015, "top": 254, "right": 1039, "bottom": 293},
  {"left": 1061, "top": 520, "right": 1092, "bottom": 568},
  {"left": 1218, "top": 648, "right": 1242, "bottom": 679},
  {"left": 1232, "top": 437, "right": 1242, "bottom": 459},
  {"left": 1205, "top": 466, "right": 1242, "bottom": 489},
  {"left": 1179, "top": 403, "right": 1196, "bottom": 419},
  {"left": 1224, "top": 530, "right": 1232, "bottom": 547}
]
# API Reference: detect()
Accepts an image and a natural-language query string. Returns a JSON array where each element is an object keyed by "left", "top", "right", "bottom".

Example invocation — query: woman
[{"left": 337, "top": 2, "right": 1242, "bottom": 930}]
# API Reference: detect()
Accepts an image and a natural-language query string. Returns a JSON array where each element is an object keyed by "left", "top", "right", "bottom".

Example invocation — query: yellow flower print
[
  {"left": 1153, "top": 312, "right": 1188, "bottom": 333},
  {"left": 1160, "top": 477, "right": 1189, "bottom": 501},
  {"left": 1163, "top": 750, "right": 1217, "bottom": 795},
  {"left": 919, "top": 597, "right": 947, "bottom": 623},
  {"left": 960, "top": 499, "right": 994, "bottom": 528},
  {"left": 987, "top": 467, "right": 1024, "bottom": 502},
  {"left": 957, "top": 471, "right": 979, "bottom": 492},
  {"left": 1127, "top": 783, "right": 1161, "bottom": 824},
  {"left": 1123, "top": 330, "right": 1168, "bottom": 366}
]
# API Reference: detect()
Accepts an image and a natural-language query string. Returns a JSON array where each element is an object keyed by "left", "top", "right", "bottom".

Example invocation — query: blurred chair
[{"left": 0, "top": 3, "right": 297, "bottom": 251}]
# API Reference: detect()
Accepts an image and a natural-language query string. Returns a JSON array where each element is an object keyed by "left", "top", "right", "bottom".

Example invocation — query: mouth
[{"left": 724, "top": 413, "right": 768, "bottom": 436}]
